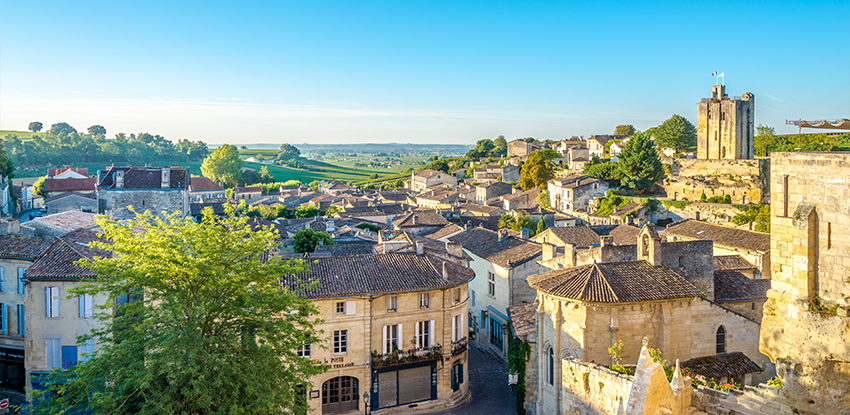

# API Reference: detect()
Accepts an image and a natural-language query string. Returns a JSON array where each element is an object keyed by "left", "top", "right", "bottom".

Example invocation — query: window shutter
[
  {"left": 1, "top": 304, "right": 7, "bottom": 334},
  {"left": 18, "top": 268, "right": 24, "bottom": 294},
  {"left": 45, "top": 287, "right": 50, "bottom": 317},
  {"left": 345, "top": 301, "right": 355, "bottom": 315},
  {"left": 382, "top": 326, "right": 388, "bottom": 354},
  {"left": 451, "top": 366, "right": 457, "bottom": 391},
  {"left": 414, "top": 321, "right": 420, "bottom": 348},
  {"left": 51, "top": 288, "right": 60, "bottom": 318},
  {"left": 429, "top": 320, "right": 435, "bottom": 347},
  {"left": 451, "top": 315, "right": 457, "bottom": 342},
  {"left": 459, "top": 363, "right": 464, "bottom": 384},
  {"left": 61, "top": 345, "right": 78, "bottom": 369},
  {"left": 79, "top": 295, "right": 85, "bottom": 318},
  {"left": 85, "top": 295, "right": 93, "bottom": 318},
  {"left": 397, "top": 324, "right": 402, "bottom": 349},
  {"left": 17, "top": 305, "right": 24, "bottom": 336},
  {"left": 0, "top": 268, "right": 4, "bottom": 292}
]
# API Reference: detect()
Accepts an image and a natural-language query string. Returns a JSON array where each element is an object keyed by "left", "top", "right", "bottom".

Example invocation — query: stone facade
[
  {"left": 548, "top": 175, "right": 608, "bottom": 214},
  {"left": 759, "top": 152, "right": 850, "bottom": 415},
  {"left": 96, "top": 166, "right": 191, "bottom": 220},
  {"left": 508, "top": 139, "right": 545, "bottom": 158},
  {"left": 697, "top": 85, "right": 755, "bottom": 160},
  {"left": 410, "top": 170, "right": 458, "bottom": 192},
  {"left": 661, "top": 158, "right": 768, "bottom": 205}
]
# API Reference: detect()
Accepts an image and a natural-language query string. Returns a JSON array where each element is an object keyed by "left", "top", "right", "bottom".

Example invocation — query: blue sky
[{"left": 1, "top": 0, "right": 848, "bottom": 145}]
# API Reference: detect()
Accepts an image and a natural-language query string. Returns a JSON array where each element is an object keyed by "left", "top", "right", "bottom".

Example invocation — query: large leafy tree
[
  {"left": 0, "top": 142, "right": 15, "bottom": 179},
  {"left": 49, "top": 122, "right": 77, "bottom": 135},
  {"left": 32, "top": 207, "right": 327, "bottom": 414},
  {"left": 519, "top": 149, "right": 558, "bottom": 190},
  {"left": 32, "top": 176, "right": 47, "bottom": 197},
  {"left": 201, "top": 144, "right": 244, "bottom": 187},
  {"left": 654, "top": 115, "right": 697, "bottom": 152},
  {"left": 493, "top": 135, "right": 507, "bottom": 155},
  {"left": 614, "top": 124, "right": 636, "bottom": 136},
  {"left": 616, "top": 131, "right": 663, "bottom": 190},
  {"left": 293, "top": 228, "right": 334, "bottom": 253},
  {"left": 278, "top": 143, "right": 301, "bottom": 160},
  {"left": 87, "top": 125, "right": 107, "bottom": 136},
  {"left": 28, "top": 121, "right": 43, "bottom": 132}
]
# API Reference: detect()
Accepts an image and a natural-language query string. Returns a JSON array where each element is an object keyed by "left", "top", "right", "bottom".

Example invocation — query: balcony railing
[
  {"left": 371, "top": 344, "right": 442, "bottom": 368},
  {"left": 451, "top": 336, "right": 468, "bottom": 356}
]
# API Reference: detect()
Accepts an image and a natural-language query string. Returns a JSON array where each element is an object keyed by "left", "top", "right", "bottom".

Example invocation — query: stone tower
[{"left": 696, "top": 85, "right": 755, "bottom": 159}]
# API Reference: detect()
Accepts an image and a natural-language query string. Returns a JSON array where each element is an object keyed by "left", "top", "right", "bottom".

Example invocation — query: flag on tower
[{"left": 712, "top": 71, "right": 718, "bottom": 76}]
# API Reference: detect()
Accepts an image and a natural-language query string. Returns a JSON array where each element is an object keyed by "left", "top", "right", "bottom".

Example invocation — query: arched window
[
  {"left": 716, "top": 326, "right": 726, "bottom": 354},
  {"left": 547, "top": 347, "right": 554, "bottom": 385}
]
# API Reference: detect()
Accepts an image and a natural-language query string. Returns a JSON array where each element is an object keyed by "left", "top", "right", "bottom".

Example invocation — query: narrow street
[{"left": 413, "top": 340, "right": 517, "bottom": 415}]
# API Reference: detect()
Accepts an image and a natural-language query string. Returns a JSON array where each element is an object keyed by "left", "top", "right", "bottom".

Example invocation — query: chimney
[
  {"left": 446, "top": 241, "right": 463, "bottom": 258},
  {"left": 564, "top": 243, "right": 576, "bottom": 267},
  {"left": 416, "top": 241, "right": 424, "bottom": 255},
  {"left": 326, "top": 220, "right": 335, "bottom": 233},
  {"left": 0, "top": 218, "right": 21, "bottom": 235},
  {"left": 115, "top": 170, "right": 124, "bottom": 189},
  {"left": 442, "top": 262, "right": 449, "bottom": 280},
  {"left": 161, "top": 167, "right": 170, "bottom": 189},
  {"left": 542, "top": 242, "right": 556, "bottom": 261},
  {"left": 601, "top": 236, "right": 614, "bottom": 246},
  {"left": 497, "top": 230, "right": 506, "bottom": 242},
  {"left": 520, "top": 228, "right": 530, "bottom": 240}
]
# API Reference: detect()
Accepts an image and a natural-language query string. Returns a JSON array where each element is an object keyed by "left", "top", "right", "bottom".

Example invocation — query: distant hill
[{"left": 223, "top": 142, "right": 471, "bottom": 156}]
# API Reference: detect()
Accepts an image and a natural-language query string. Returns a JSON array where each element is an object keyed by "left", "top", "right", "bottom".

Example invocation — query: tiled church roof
[{"left": 681, "top": 352, "right": 763, "bottom": 379}]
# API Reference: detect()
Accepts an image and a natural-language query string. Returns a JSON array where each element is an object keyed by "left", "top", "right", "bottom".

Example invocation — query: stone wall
[
  {"left": 661, "top": 158, "right": 768, "bottom": 205},
  {"left": 99, "top": 189, "right": 188, "bottom": 220},
  {"left": 696, "top": 90, "right": 755, "bottom": 161},
  {"left": 559, "top": 358, "right": 633, "bottom": 414},
  {"left": 691, "top": 384, "right": 792, "bottom": 415},
  {"left": 667, "top": 202, "right": 743, "bottom": 227}
]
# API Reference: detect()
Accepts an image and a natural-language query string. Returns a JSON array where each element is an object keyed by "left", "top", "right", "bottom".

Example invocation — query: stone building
[
  {"left": 392, "top": 211, "right": 449, "bottom": 235},
  {"left": 281, "top": 253, "right": 473, "bottom": 414},
  {"left": 760, "top": 152, "right": 850, "bottom": 415},
  {"left": 665, "top": 219, "right": 770, "bottom": 279},
  {"left": 660, "top": 158, "right": 767, "bottom": 205},
  {"left": 697, "top": 85, "right": 755, "bottom": 160},
  {"left": 547, "top": 174, "right": 608, "bottom": 214},
  {"left": 189, "top": 176, "right": 225, "bottom": 201},
  {"left": 474, "top": 181, "right": 512, "bottom": 204},
  {"left": 234, "top": 186, "right": 262, "bottom": 201},
  {"left": 44, "top": 192, "right": 97, "bottom": 215},
  {"left": 23, "top": 229, "right": 109, "bottom": 396},
  {"left": 448, "top": 227, "right": 541, "bottom": 360},
  {"left": 96, "top": 166, "right": 190, "bottom": 220},
  {"left": 473, "top": 164, "right": 520, "bottom": 183},
  {"left": 410, "top": 169, "right": 458, "bottom": 192},
  {"left": 0, "top": 235, "right": 54, "bottom": 392},
  {"left": 508, "top": 139, "right": 546, "bottom": 158}
]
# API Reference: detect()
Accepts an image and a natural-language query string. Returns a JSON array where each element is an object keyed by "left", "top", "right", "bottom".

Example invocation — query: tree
[
  {"left": 87, "top": 125, "right": 107, "bottom": 136},
  {"left": 498, "top": 214, "right": 516, "bottom": 230},
  {"left": 259, "top": 166, "right": 275, "bottom": 183},
  {"left": 493, "top": 135, "right": 507, "bottom": 155},
  {"left": 293, "top": 228, "right": 334, "bottom": 253},
  {"left": 28, "top": 121, "right": 43, "bottom": 132},
  {"left": 519, "top": 149, "right": 558, "bottom": 190},
  {"left": 201, "top": 144, "right": 244, "bottom": 187},
  {"left": 49, "top": 122, "right": 77, "bottom": 135},
  {"left": 31, "top": 208, "right": 327, "bottom": 414},
  {"left": 510, "top": 213, "right": 537, "bottom": 236},
  {"left": 0, "top": 142, "right": 15, "bottom": 179},
  {"left": 754, "top": 124, "right": 776, "bottom": 157},
  {"left": 536, "top": 217, "right": 547, "bottom": 234},
  {"left": 654, "top": 115, "right": 697, "bottom": 152},
  {"left": 616, "top": 131, "right": 663, "bottom": 190},
  {"left": 537, "top": 189, "right": 551, "bottom": 209},
  {"left": 614, "top": 124, "right": 636, "bottom": 136},
  {"left": 32, "top": 176, "right": 46, "bottom": 197},
  {"left": 278, "top": 144, "right": 301, "bottom": 160}
]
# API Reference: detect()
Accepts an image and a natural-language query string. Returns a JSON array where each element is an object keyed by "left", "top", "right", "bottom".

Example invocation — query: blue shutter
[
  {"left": 17, "top": 305, "right": 24, "bottom": 336},
  {"left": 61, "top": 345, "right": 78, "bottom": 369},
  {"left": 17, "top": 268, "right": 24, "bottom": 294},
  {"left": 0, "top": 268, "right": 4, "bottom": 292},
  {"left": 79, "top": 295, "right": 84, "bottom": 318},
  {"left": 1, "top": 304, "right": 7, "bottom": 334},
  {"left": 451, "top": 365, "right": 458, "bottom": 391},
  {"left": 459, "top": 363, "right": 464, "bottom": 384}
]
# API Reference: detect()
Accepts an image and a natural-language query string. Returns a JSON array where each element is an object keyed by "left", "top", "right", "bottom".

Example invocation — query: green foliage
[
  {"left": 537, "top": 189, "right": 551, "bottom": 209},
  {"left": 608, "top": 340, "right": 624, "bottom": 364},
  {"left": 584, "top": 162, "right": 621, "bottom": 184},
  {"left": 309, "top": 180, "right": 319, "bottom": 192},
  {"left": 498, "top": 214, "right": 516, "bottom": 230},
  {"left": 201, "top": 144, "right": 244, "bottom": 188},
  {"left": 225, "top": 188, "right": 234, "bottom": 199},
  {"left": 278, "top": 143, "right": 301, "bottom": 160},
  {"left": 732, "top": 202, "right": 770, "bottom": 232},
  {"left": 355, "top": 223, "right": 382, "bottom": 232},
  {"left": 0, "top": 141, "right": 15, "bottom": 179},
  {"left": 654, "top": 114, "right": 697, "bottom": 152},
  {"left": 594, "top": 191, "right": 631, "bottom": 216},
  {"left": 28, "top": 121, "right": 43, "bottom": 133},
  {"left": 508, "top": 323, "right": 530, "bottom": 415},
  {"left": 293, "top": 228, "right": 335, "bottom": 253},
  {"left": 466, "top": 138, "right": 496, "bottom": 160},
  {"left": 660, "top": 200, "right": 693, "bottom": 210},
  {"left": 755, "top": 126, "right": 850, "bottom": 156},
  {"left": 536, "top": 217, "right": 547, "bottom": 235},
  {"left": 708, "top": 379, "right": 740, "bottom": 392},
  {"left": 608, "top": 365, "right": 634, "bottom": 376},
  {"left": 614, "top": 124, "right": 636, "bottom": 136},
  {"left": 87, "top": 125, "right": 106, "bottom": 136},
  {"left": 32, "top": 176, "right": 46, "bottom": 197},
  {"left": 808, "top": 295, "right": 840, "bottom": 315},
  {"left": 419, "top": 158, "right": 452, "bottom": 174},
  {"left": 616, "top": 131, "right": 663, "bottom": 190},
  {"left": 767, "top": 376, "right": 783, "bottom": 389},
  {"left": 519, "top": 149, "right": 558, "bottom": 190},
  {"left": 49, "top": 122, "right": 77, "bottom": 135},
  {"left": 30, "top": 208, "right": 327, "bottom": 414},
  {"left": 511, "top": 214, "right": 538, "bottom": 236},
  {"left": 325, "top": 205, "right": 341, "bottom": 217},
  {"left": 493, "top": 135, "right": 507, "bottom": 156}
]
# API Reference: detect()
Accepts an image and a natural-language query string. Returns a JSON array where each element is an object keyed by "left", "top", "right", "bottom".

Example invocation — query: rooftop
[
  {"left": 44, "top": 177, "right": 96, "bottom": 193},
  {"left": 25, "top": 229, "right": 109, "bottom": 281},
  {"left": 681, "top": 352, "right": 763, "bottom": 380},
  {"left": 190, "top": 176, "right": 224, "bottom": 192},
  {"left": 508, "top": 302, "right": 537, "bottom": 340},
  {"left": 393, "top": 211, "right": 449, "bottom": 228},
  {"left": 0, "top": 235, "right": 54, "bottom": 260},
  {"left": 713, "top": 271, "right": 770, "bottom": 303},
  {"left": 449, "top": 227, "right": 541, "bottom": 268},
  {"left": 666, "top": 219, "right": 770, "bottom": 253},
  {"left": 23, "top": 211, "right": 99, "bottom": 233},
  {"left": 97, "top": 166, "right": 189, "bottom": 190}
]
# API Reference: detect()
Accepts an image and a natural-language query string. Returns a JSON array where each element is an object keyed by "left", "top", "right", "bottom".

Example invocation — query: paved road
[{"left": 414, "top": 340, "right": 517, "bottom": 415}]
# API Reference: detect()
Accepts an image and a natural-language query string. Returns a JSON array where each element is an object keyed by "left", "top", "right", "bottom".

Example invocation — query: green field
[{"left": 1, "top": 130, "right": 45, "bottom": 139}]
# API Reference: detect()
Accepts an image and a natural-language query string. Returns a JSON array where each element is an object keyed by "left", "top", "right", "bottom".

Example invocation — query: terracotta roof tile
[
  {"left": 536, "top": 226, "right": 602, "bottom": 249},
  {"left": 44, "top": 177, "right": 96, "bottom": 193},
  {"left": 190, "top": 176, "right": 224, "bottom": 192},
  {"left": 24, "top": 211, "right": 99, "bottom": 233},
  {"left": 392, "top": 211, "right": 449, "bottom": 228},
  {"left": 666, "top": 220, "right": 770, "bottom": 253},
  {"left": 591, "top": 224, "right": 641, "bottom": 245},
  {"left": 0, "top": 235, "right": 54, "bottom": 260},
  {"left": 681, "top": 352, "right": 763, "bottom": 379},
  {"left": 713, "top": 255, "right": 757, "bottom": 271},
  {"left": 449, "top": 227, "right": 541, "bottom": 268},
  {"left": 528, "top": 260, "right": 702, "bottom": 303},
  {"left": 508, "top": 302, "right": 537, "bottom": 339},
  {"left": 97, "top": 166, "right": 189, "bottom": 190},
  {"left": 25, "top": 229, "right": 109, "bottom": 280},
  {"left": 314, "top": 241, "right": 376, "bottom": 256},
  {"left": 281, "top": 253, "right": 474, "bottom": 299},
  {"left": 713, "top": 271, "right": 770, "bottom": 303},
  {"left": 44, "top": 191, "right": 97, "bottom": 203}
]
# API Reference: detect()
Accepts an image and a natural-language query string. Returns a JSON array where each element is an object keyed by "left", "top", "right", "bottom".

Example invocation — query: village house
[
  {"left": 189, "top": 176, "right": 225, "bottom": 201},
  {"left": 234, "top": 186, "right": 262, "bottom": 201},
  {"left": 664, "top": 219, "right": 769, "bottom": 279},
  {"left": 20, "top": 211, "right": 99, "bottom": 238},
  {"left": 410, "top": 170, "right": 457, "bottom": 192},
  {"left": 475, "top": 181, "right": 512, "bottom": 204},
  {"left": 501, "top": 188, "right": 539, "bottom": 211},
  {"left": 281, "top": 252, "right": 473, "bottom": 414},
  {"left": 23, "top": 229, "right": 109, "bottom": 396},
  {"left": 96, "top": 166, "right": 190, "bottom": 220},
  {"left": 547, "top": 174, "right": 608, "bottom": 213},
  {"left": 0, "top": 234, "right": 54, "bottom": 392},
  {"left": 472, "top": 164, "right": 520, "bottom": 184},
  {"left": 448, "top": 227, "right": 542, "bottom": 360},
  {"left": 507, "top": 139, "right": 546, "bottom": 157},
  {"left": 392, "top": 211, "right": 449, "bottom": 235},
  {"left": 44, "top": 192, "right": 96, "bottom": 215}
]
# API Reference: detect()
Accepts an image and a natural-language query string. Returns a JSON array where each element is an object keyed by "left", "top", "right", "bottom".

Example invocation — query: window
[
  {"left": 79, "top": 294, "right": 93, "bottom": 319},
  {"left": 336, "top": 301, "right": 355, "bottom": 316},
  {"left": 333, "top": 330, "right": 348, "bottom": 354},
  {"left": 487, "top": 272, "right": 495, "bottom": 296},
  {"left": 17, "top": 305, "right": 24, "bottom": 336},
  {"left": 678, "top": 256, "right": 683, "bottom": 267},
  {"left": 0, "top": 304, "right": 5, "bottom": 334},
  {"left": 481, "top": 311, "right": 488, "bottom": 332},
  {"left": 547, "top": 347, "right": 554, "bottom": 385},
  {"left": 452, "top": 314, "right": 463, "bottom": 342},
  {"left": 46, "top": 287, "right": 60, "bottom": 318},
  {"left": 454, "top": 288, "right": 461, "bottom": 304},
  {"left": 419, "top": 293, "right": 429, "bottom": 309},
  {"left": 336, "top": 302, "right": 345, "bottom": 314},
  {"left": 46, "top": 339, "right": 61, "bottom": 369},
  {"left": 297, "top": 336, "right": 311, "bottom": 358},
  {"left": 471, "top": 290, "right": 476, "bottom": 307},
  {"left": 384, "top": 325, "right": 400, "bottom": 353},
  {"left": 716, "top": 326, "right": 726, "bottom": 354},
  {"left": 79, "top": 338, "right": 95, "bottom": 363},
  {"left": 782, "top": 175, "right": 789, "bottom": 217},
  {"left": 490, "top": 318, "right": 503, "bottom": 349},
  {"left": 17, "top": 268, "right": 25, "bottom": 294},
  {"left": 415, "top": 321, "right": 433, "bottom": 348},
  {"left": 0, "top": 268, "right": 4, "bottom": 293},
  {"left": 387, "top": 296, "right": 397, "bottom": 312}
]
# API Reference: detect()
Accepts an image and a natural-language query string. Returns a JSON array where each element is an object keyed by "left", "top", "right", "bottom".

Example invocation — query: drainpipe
[{"left": 554, "top": 300, "right": 562, "bottom": 413}]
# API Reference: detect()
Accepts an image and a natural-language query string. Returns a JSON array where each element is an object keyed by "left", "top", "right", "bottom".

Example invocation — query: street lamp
[{"left": 363, "top": 391, "right": 370, "bottom": 415}]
